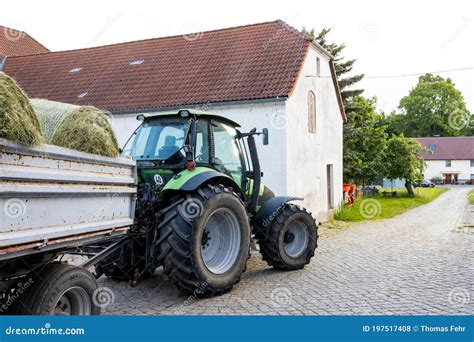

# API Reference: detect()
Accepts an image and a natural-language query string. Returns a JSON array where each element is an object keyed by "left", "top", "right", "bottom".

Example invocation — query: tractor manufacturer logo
[{"left": 154, "top": 174, "right": 164, "bottom": 186}]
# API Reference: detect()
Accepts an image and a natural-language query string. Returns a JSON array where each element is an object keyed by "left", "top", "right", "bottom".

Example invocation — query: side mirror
[{"left": 262, "top": 128, "right": 269, "bottom": 145}]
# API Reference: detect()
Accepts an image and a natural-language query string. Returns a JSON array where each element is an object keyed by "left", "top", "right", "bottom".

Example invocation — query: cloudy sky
[{"left": 2, "top": 0, "right": 473, "bottom": 113}]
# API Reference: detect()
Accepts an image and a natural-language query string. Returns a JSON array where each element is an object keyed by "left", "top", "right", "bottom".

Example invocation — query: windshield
[{"left": 122, "top": 119, "right": 189, "bottom": 162}]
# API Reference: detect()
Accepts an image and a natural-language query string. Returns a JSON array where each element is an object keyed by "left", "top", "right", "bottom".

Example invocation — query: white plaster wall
[
  {"left": 423, "top": 160, "right": 473, "bottom": 180},
  {"left": 111, "top": 114, "right": 142, "bottom": 147},
  {"left": 110, "top": 101, "right": 288, "bottom": 195},
  {"left": 284, "top": 46, "right": 344, "bottom": 222},
  {"left": 203, "top": 101, "right": 288, "bottom": 195}
]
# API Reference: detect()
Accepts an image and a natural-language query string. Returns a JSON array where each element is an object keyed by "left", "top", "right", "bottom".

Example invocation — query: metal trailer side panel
[{"left": 0, "top": 138, "right": 137, "bottom": 250}]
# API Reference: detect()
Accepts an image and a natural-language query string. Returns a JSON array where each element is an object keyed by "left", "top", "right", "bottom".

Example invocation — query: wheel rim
[
  {"left": 53, "top": 287, "right": 92, "bottom": 315},
  {"left": 201, "top": 208, "right": 241, "bottom": 274},
  {"left": 283, "top": 221, "right": 309, "bottom": 258}
]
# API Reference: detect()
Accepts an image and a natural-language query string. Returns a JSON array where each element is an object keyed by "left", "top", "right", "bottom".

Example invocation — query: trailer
[{"left": 0, "top": 138, "right": 137, "bottom": 315}]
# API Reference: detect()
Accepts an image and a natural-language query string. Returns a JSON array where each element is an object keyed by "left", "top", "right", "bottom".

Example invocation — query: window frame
[
  {"left": 307, "top": 90, "right": 316, "bottom": 134},
  {"left": 194, "top": 118, "right": 211, "bottom": 165},
  {"left": 210, "top": 120, "right": 247, "bottom": 189}
]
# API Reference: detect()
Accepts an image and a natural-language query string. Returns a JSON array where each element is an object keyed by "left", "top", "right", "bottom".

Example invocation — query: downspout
[{"left": 0, "top": 57, "right": 6, "bottom": 71}]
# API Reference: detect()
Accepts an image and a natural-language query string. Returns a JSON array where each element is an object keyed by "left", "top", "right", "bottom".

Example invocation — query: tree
[
  {"left": 384, "top": 135, "right": 427, "bottom": 196},
  {"left": 303, "top": 28, "right": 364, "bottom": 104},
  {"left": 343, "top": 96, "right": 387, "bottom": 184},
  {"left": 303, "top": 27, "right": 379, "bottom": 185},
  {"left": 386, "top": 73, "right": 471, "bottom": 137}
]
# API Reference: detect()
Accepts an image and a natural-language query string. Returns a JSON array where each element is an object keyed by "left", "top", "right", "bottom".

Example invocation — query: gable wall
[{"left": 284, "top": 46, "right": 344, "bottom": 222}]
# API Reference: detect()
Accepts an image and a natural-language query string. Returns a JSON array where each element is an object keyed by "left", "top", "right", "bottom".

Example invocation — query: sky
[{"left": 1, "top": 0, "right": 473, "bottom": 113}]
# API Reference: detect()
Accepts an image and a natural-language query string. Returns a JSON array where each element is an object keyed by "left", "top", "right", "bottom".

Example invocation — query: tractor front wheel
[
  {"left": 257, "top": 204, "right": 318, "bottom": 270},
  {"left": 159, "top": 184, "right": 250, "bottom": 296}
]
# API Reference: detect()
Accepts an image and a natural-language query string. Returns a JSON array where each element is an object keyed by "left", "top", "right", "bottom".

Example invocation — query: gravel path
[{"left": 99, "top": 187, "right": 473, "bottom": 315}]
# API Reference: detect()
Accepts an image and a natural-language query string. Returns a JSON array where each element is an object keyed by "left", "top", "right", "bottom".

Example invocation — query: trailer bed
[{"left": 0, "top": 138, "right": 137, "bottom": 260}]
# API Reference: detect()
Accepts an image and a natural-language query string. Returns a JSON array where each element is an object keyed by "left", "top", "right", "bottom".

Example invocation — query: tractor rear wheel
[
  {"left": 159, "top": 184, "right": 250, "bottom": 296},
  {"left": 257, "top": 204, "right": 318, "bottom": 270}
]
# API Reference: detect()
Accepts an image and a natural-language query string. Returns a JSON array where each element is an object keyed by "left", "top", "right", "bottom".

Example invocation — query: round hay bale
[
  {"left": 31, "top": 99, "right": 119, "bottom": 157},
  {"left": 0, "top": 72, "right": 43, "bottom": 145}
]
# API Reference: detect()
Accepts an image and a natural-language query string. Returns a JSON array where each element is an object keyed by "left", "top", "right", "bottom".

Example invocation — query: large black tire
[
  {"left": 257, "top": 204, "right": 318, "bottom": 270},
  {"left": 14, "top": 263, "right": 100, "bottom": 315},
  {"left": 159, "top": 184, "right": 250, "bottom": 296}
]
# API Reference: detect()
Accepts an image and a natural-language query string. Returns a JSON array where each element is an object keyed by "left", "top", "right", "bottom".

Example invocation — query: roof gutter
[
  {"left": 329, "top": 60, "right": 347, "bottom": 122},
  {"left": 109, "top": 96, "right": 288, "bottom": 115},
  {"left": 310, "top": 41, "right": 334, "bottom": 60}
]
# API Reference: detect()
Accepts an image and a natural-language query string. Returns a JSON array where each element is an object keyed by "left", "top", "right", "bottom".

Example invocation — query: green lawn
[
  {"left": 468, "top": 189, "right": 474, "bottom": 205},
  {"left": 335, "top": 187, "right": 448, "bottom": 222}
]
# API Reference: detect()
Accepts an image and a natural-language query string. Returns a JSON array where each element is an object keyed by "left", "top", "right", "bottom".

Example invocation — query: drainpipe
[{"left": 0, "top": 57, "right": 6, "bottom": 71}]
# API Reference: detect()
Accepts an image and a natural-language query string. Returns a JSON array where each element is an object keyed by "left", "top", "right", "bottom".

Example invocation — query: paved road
[{"left": 98, "top": 187, "right": 473, "bottom": 315}]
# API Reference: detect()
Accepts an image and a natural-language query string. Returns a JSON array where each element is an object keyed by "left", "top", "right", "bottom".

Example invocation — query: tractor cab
[{"left": 122, "top": 109, "right": 268, "bottom": 213}]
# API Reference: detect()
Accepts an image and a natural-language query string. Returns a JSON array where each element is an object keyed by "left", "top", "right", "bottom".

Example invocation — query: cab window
[{"left": 212, "top": 121, "right": 245, "bottom": 187}]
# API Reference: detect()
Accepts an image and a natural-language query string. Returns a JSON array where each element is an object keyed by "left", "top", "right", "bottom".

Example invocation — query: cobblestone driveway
[{"left": 98, "top": 187, "right": 473, "bottom": 315}]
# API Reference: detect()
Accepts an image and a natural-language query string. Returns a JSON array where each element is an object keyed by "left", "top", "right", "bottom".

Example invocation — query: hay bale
[
  {"left": 0, "top": 72, "right": 43, "bottom": 145},
  {"left": 31, "top": 99, "right": 119, "bottom": 157}
]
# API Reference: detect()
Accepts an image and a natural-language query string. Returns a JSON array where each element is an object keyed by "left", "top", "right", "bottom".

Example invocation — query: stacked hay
[
  {"left": 31, "top": 99, "right": 119, "bottom": 157},
  {"left": 0, "top": 72, "right": 43, "bottom": 145}
]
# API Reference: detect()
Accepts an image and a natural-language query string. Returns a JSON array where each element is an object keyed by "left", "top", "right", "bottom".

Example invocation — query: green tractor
[{"left": 96, "top": 109, "right": 318, "bottom": 296}]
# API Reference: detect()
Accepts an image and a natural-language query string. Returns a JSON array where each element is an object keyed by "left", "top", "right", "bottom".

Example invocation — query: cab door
[{"left": 211, "top": 120, "right": 247, "bottom": 191}]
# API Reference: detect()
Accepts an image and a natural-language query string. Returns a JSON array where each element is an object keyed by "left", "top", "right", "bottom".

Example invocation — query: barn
[{"left": 1, "top": 20, "right": 345, "bottom": 222}]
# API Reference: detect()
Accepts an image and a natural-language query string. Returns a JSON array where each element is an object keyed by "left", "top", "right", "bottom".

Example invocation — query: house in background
[
  {"left": 1, "top": 20, "right": 345, "bottom": 222},
  {"left": 0, "top": 25, "right": 49, "bottom": 62},
  {"left": 416, "top": 136, "right": 474, "bottom": 184}
]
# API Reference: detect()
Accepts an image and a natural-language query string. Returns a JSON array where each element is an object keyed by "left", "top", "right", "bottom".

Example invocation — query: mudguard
[
  {"left": 252, "top": 196, "right": 303, "bottom": 230},
  {"left": 162, "top": 166, "right": 241, "bottom": 192}
]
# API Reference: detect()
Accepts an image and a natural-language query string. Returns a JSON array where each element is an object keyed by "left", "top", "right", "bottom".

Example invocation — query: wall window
[
  {"left": 470, "top": 174, "right": 474, "bottom": 180},
  {"left": 445, "top": 160, "right": 451, "bottom": 167},
  {"left": 307, "top": 90, "right": 316, "bottom": 133},
  {"left": 470, "top": 160, "right": 474, "bottom": 167},
  {"left": 316, "top": 57, "right": 321, "bottom": 77}
]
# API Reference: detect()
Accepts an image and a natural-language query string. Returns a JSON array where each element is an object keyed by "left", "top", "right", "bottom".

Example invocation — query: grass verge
[
  {"left": 335, "top": 187, "right": 448, "bottom": 222},
  {"left": 468, "top": 189, "right": 474, "bottom": 205}
]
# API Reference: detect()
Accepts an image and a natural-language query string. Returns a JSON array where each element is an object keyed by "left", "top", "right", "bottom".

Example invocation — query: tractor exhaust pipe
[{"left": 247, "top": 131, "right": 261, "bottom": 214}]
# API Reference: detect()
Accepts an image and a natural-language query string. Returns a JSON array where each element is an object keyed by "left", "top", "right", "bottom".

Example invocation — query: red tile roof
[
  {"left": 0, "top": 26, "right": 49, "bottom": 58},
  {"left": 2, "top": 20, "right": 327, "bottom": 114},
  {"left": 416, "top": 136, "right": 474, "bottom": 160}
]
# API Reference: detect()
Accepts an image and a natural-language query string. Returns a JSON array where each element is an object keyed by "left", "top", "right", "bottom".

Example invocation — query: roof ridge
[
  {"left": 3, "top": 20, "right": 330, "bottom": 115},
  {"left": 23, "top": 32, "right": 50, "bottom": 52},
  {"left": 7, "top": 20, "right": 292, "bottom": 59}
]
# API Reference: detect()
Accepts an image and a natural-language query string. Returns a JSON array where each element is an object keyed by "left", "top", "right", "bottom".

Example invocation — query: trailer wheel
[
  {"left": 159, "top": 184, "right": 250, "bottom": 297},
  {"left": 257, "top": 204, "right": 318, "bottom": 270},
  {"left": 15, "top": 263, "right": 100, "bottom": 315}
]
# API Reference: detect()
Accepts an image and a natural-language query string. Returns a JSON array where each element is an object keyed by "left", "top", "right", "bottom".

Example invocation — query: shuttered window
[{"left": 308, "top": 90, "right": 316, "bottom": 133}]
